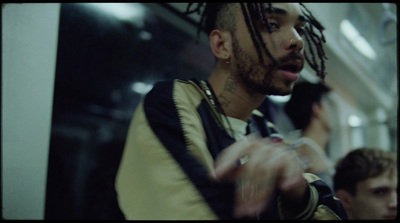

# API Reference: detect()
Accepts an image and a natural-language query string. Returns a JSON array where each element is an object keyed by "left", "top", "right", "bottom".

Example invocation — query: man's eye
[
  {"left": 264, "top": 22, "right": 279, "bottom": 31},
  {"left": 373, "top": 188, "right": 389, "bottom": 196}
]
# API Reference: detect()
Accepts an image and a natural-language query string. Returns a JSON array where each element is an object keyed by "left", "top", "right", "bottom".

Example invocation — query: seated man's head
[
  {"left": 334, "top": 148, "right": 397, "bottom": 220},
  {"left": 284, "top": 81, "right": 332, "bottom": 132}
]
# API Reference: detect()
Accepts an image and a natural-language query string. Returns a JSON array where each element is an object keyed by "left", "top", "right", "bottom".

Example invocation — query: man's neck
[
  {"left": 208, "top": 68, "right": 265, "bottom": 122},
  {"left": 302, "top": 119, "right": 330, "bottom": 151}
]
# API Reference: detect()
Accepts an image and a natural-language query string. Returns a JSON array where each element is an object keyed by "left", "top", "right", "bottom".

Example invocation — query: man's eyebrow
[{"left": 265, "top": 7, "right": 306, "bottom": 22}]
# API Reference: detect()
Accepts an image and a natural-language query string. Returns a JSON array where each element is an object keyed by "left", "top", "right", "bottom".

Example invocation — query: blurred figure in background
[
  {"left": 334, "top": 148, "right": 397, "bottom": 220},
  {"left": 283, "top": 81, "right": 334, "bottom": 189}
]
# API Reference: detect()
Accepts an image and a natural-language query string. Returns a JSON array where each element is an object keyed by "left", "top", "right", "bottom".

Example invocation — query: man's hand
[{"left": 210, "top": 135, "right": 308, "bottom": 218}]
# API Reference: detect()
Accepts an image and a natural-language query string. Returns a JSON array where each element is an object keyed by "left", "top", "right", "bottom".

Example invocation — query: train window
[
  {"left": 340, "top": 3, "right": 397, "bottom": 98},
  {"left": 46, "top": 3, "right": 213, "bottom": 219}
]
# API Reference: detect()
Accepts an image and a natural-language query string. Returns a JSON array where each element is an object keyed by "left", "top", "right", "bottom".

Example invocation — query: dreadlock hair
[{"left": 185, "top": 3, "right": 328, "bottom": 80}]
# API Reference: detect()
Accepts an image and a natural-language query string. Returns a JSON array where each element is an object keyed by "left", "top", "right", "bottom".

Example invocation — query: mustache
[{"left": 275, "top": 51, "right": 305, "bottom": 67}]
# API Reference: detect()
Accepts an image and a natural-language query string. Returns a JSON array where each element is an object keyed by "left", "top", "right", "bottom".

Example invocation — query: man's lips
[
  {"left": 278, "top": 69, "right": 300, "bottom": 81},
  {"left": 277, "top": 60, "right": 303, "bottom": 81},
  {"left": 278, "top": 60, "right": 303, "bottom": 72}
]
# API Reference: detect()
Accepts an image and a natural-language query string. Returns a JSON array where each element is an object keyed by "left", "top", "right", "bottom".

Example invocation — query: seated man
[
  {"left": 334, "top": 148, "right": 397, "bottom": 220},
  {"left": 284, "top": 82, "right": 334, "bottom": 189}
]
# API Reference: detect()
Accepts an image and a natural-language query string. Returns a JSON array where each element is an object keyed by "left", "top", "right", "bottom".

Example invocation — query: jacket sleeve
[
  {"left": 115, "top": 80, "right": 236, "bottom": 220},
  {"left": 277, "top": 173, "right": 348, "bottom": 220},
  {"left": 307, "top": 173, "right": 348, "bottom": 220}
]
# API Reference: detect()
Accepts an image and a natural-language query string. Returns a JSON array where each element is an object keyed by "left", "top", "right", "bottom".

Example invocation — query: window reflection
[{"left": 46, "top": 3, "right": 213, "bottom": 220}]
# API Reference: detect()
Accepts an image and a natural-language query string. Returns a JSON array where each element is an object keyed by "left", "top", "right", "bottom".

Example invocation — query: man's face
[
  {"left": 348, "top": 169, "right": 397, "bottom": 220},
  {"left": 232, "top": 3, "right": 306, "bottom": 96}
]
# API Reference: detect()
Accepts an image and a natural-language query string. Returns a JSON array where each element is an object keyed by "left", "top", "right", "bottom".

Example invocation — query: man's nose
[{"left": 285, "top": 33, "right": 304, "bottom": 51}]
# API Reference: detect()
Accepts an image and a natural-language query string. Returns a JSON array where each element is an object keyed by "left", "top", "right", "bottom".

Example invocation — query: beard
[{"left": 232, "top": 36, "right": 302, "bottom": 96}]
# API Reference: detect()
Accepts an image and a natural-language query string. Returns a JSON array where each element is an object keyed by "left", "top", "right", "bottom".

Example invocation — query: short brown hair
[{"left": 333, "top": 148, "right": 397, "bottom": 195}]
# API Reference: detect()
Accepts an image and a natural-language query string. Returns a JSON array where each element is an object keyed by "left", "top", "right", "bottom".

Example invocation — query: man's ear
[
  {"left": 209, "top": 30, "right": 232, "bottom": 61},
  {"left": 335, "top": 189, "right": 353, "bottom": 211},
  {"left": 312, "top": 102, "right": 322, "bottom": 118}
]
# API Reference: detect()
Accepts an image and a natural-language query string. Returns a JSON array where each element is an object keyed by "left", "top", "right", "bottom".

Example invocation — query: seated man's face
[{"left": 349, "top": 169, "right": 397, "bottom": 220}]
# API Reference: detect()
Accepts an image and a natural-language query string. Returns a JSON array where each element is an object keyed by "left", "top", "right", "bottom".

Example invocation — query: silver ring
[{"left": 236, "top": 155, "right": 249, "bottom": 166}]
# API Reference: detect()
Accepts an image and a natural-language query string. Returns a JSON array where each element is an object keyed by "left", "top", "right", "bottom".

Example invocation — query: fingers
[
  {"left": 210, "top": 138, "right": 251, "bottom": 181},
  {"left": 234, "top": 171, "right": 276, "bottom": 217},
  {"left": 213, "top": 135, "right": 280, "bottom": 180},
  {"left": 234, "top": 145, "right": 298, "bottom": 217},
  {"left": 276, "top": 150, "right": 308, "bottom": 199},
  {"left": 248, "top": 141, "right": 304, "bottom": 190},
  {"left": 212, "top": 135, "right": 307, "bottom": 218},
  {"left": 278, "top": 152, "right": 304, "bottom": 191}
]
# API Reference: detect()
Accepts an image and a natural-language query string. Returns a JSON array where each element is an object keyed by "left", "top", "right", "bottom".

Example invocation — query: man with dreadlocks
[{"left": 116, "top": 3, "right": 347, "bottom": 220}]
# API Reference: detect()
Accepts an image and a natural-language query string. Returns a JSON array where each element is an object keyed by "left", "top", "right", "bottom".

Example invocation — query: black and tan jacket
[{"left": 115, "top": 79, "right": 347, "bottom": 220}]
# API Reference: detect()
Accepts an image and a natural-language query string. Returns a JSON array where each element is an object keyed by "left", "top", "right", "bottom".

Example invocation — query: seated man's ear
[
  {"left": 335, "top": 189, "right": 353, "bottom": 210},
  {"left": 312, "top": 102, "right": 323, "bottom": 117}
]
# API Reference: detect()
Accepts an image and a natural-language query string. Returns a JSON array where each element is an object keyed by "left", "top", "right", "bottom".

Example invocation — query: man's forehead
[
  {"left": 266, "top": 3, "right": 301, "bottom": 9},
  {"left": 264, "top": 3, "right": 301, "bottom": 11},
  {"left": 360, "top": 170, "right": 397, "bottom": 190},
  {"left": 263, "top": 3, "right": 305, "bottom": 21}
]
